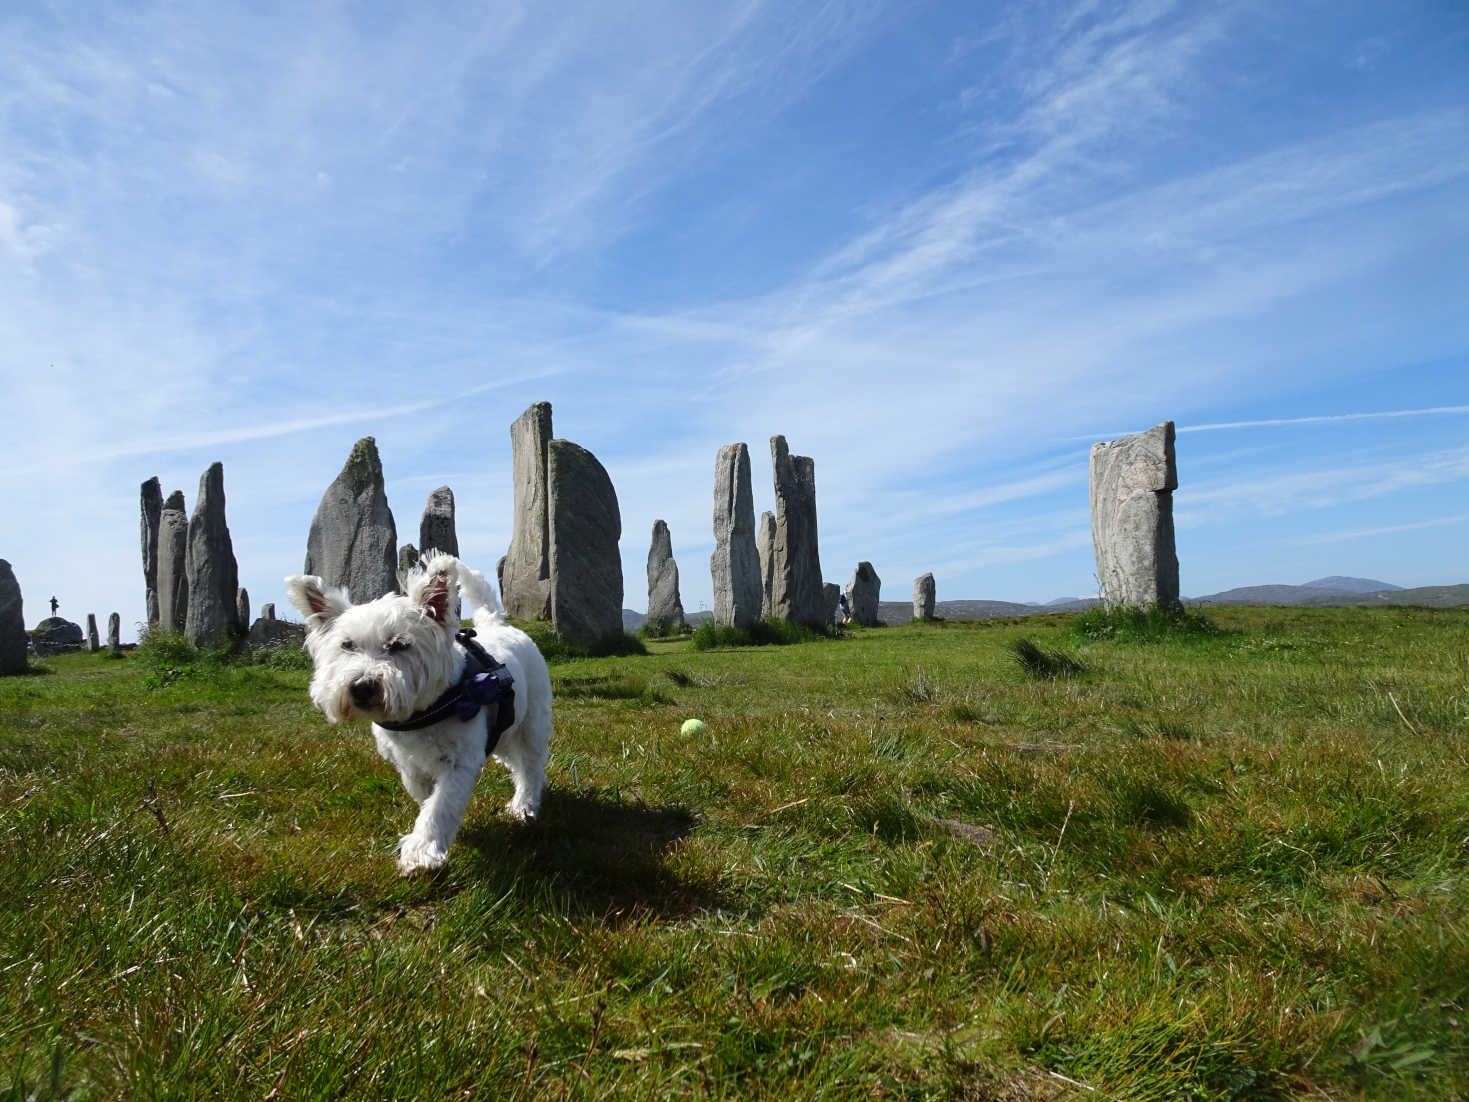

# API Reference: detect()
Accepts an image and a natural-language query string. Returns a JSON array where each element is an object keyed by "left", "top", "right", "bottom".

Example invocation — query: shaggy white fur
[{"left": 285, "top": 553, "right": 552, "bottom": 874}]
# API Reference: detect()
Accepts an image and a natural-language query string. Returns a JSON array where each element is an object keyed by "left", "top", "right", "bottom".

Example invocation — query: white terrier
[{"left": 285, "top": 553, "right": 552, "bottom": 874}]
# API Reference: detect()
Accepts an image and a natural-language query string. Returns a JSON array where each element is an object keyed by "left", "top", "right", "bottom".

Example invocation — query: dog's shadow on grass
[{"left": 456, "top": 786, "right": 721, "bottom": 923}]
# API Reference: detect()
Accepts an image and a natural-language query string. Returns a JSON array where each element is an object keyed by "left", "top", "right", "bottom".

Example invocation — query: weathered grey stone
[
  {"left": 249, "top": 617, "right": 307, "bottom": 649},
  {"left": 156, "top": 491, "right": 188, "bottom": 634},
  {"left": 823, "top": 582, "right": 840, "bottom": 627},
  {"left": 757, "top": 510, "right": 776, "bottom": 621},
  {"left": 86, "top": 613, "right": 100, "bottom": 652},
  {"left": 140, "top": 477, "right": 163, "bottom": 627},
  {"left": 769, "top": 436, "right": 825, "bottom": 627},
  {"left": 261, "top": 603, "right": 276, "bottom": 620},
  {"left": 502, "top": 403, "right": 554, "bottom": 620},
  {"left": 845, "top": 562, "right": 881, "bottom": 627},
  {"left": 0, "top": 560, "right": 26, "bottom": 674},
  {"left": 914, "top": 573, "right": 936, "bottom": 621},
  {"left": 645, "top": 520, "right": 685, "bottom": 632},
  {"left": 31, "top": 617, "right": 83, "bottom": 657},
  {"left": 185, "top": 462, "right": 241, "bottom": 647},
  {"left": 419, "top": 485, "right": 459, "bottom": 559},
  {"left": 399, "top": 544, "right": 420, "bottom": 577},
  {"left": 547, "top": 439, "right": 624, "bottom": 648},
  {"left": 305, "top": 437, "right": 399, "bottom": 603},
  {"left": 236, "top": 588, "right": 250, "bottom": 629},
  {"left": 710, "top": 443, "right": 762, "bottom": 629},
  {"left": 107, "top": 612, "right": 121, "bottom": 650},
  {"left": 1089, "top": 421, "right": 1179, "bottom": 609}
]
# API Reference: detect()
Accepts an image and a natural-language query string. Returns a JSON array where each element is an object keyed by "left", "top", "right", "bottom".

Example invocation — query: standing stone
[
  {"left": 757, "top": 511, "right": 776, "bottom": 620},
  {"left": 236, "top": 588, "right": 250, "bottom": 630},
  {"left": 1089, "top": 421, "right": 1180, "bottom": 609},
  {"left": 140, "top": 477, "right": 163, "bottom": 627},
  {"left": 0, "top": 560, "right": 26, "bottom": 674},
  {"left": 769, "top": 436, "right": 824, "bottom": 627},
  {"left": 156, "top": 491, "right": 189, "bottom": 633},
  {"left": 107, "top": 613, "right": 121, "bottom": 651},
  {"left": 305, "top": 437, "right": 398, "bottom": 603},
  {"left": 845, "top": 562, "right": 881, "bottom": 627},
  {"left": 547, "top": 439, "right": 623, "bottom": 648},
  {"left": 185, "top": 462, "right": 241, "bottom": 647},
  {"left": 261, "top": 603, "right": 276, "bottom": 621},
  {"left": 502, "top": 403, "right": 554, "bottom": 620},
  {"left": 913, "top": 573, "right": 936, "bottom": 621},
  {"left": 822, "top": 582, "right": 840, "bottom": 627},
  {"left": 645, "top": 520, "right": 685, "bottom": 632},
  {"left": 399, "top": 544, "right": 420, "bottom": 577},
  {"left": 86, "top": 613, "right": 100, "bottom": 652},
  {"left": 710, "top": 443, "right": 762, "bottom": 629},
  {"left": 419, "top": 485, "right": 459, "bottom": 559}
]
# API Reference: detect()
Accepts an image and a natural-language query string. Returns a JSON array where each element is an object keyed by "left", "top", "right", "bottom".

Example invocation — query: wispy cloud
[{"left": 1296, "top": 513, "right": 1469, "bottom": 546}]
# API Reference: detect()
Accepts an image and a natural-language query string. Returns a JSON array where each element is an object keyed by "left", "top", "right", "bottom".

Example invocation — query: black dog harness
[{"left": 376, "top": 629, "right": 516, "bottom": 754}]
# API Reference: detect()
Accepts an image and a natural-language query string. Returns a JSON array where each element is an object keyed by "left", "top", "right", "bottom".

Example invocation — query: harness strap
[{"left": 376, "top": 629, "right": 516, "bottom": 756}]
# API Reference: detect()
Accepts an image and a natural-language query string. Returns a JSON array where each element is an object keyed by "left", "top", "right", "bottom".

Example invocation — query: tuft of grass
[
  {"left": 1009, "top": 638, "right": 1087, "bottom": 679},
  {"left": 1074, "top": 603, "right": 1222, "bottom": 643},
  {"left": 511, "top": 620, "right": 648, "bottom": 660},
  {"left": 637, "top": 619, "right": 692, "bottom": 640},
  {"left": 690, "top": 618, "right": 840, "bottom": 650}
]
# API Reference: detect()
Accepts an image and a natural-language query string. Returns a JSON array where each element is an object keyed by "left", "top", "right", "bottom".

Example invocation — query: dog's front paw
[{"left": 397, "top": 834, "right": 448, "bottom": 875}]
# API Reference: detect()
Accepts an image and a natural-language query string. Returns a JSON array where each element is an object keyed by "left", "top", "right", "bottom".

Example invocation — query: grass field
[{"left": 2, "top": 605, "right": 1467, "bottom": 1099}]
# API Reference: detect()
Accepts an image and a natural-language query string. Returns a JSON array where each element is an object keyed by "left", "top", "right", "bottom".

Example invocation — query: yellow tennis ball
[{"left": 680, "top": 718, "right": 707, "bottom": 736}]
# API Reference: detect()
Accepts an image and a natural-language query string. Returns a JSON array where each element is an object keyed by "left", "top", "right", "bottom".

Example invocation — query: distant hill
[
  {"left": 1190, "top": 576, "right": 1415, "bottom": 607},
  {"left": 1300, "top": 576, "right": 1403, "bottom": 593}
]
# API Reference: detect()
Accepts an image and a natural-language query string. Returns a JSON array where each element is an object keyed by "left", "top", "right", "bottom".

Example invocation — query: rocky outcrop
[
  {"left": 769, "top": 436, "right": 824, "bottom": 627},
  {"left": 502, "top": 403, "right": 554, "bottom": 620},
  {"left": 31, "top": 617, "right": 83, "bottom": 657},
  {"left": 845, "top": 562, "right": 881, "bottom": 627},
  {"left": 249, "top": 603, "right": 307, "bottom": 649},
  {"left": 140, "top": 477, "right": 163, "bottom": 627},
  {"left": 156, "top": 491, "right": 189, "bottom": 634},
  {"left": 710, "top": 443, "right": 762, "bottom": 629},
  {"left": 1089, "top": 421, "right": 1180, "bottom": 609},
  {"left": 185, "top": 462, "right": 241, "bottom": 647},
  {"left": 547, "top": 439, "right": 624, "bottom": 648},
  {"left": 305, "top": 437, "right": 398, "bottom": 603},
  {"left": 645, "top": 520, "right": 685, "bottom": 632},
  {"left": 757, "top": 510, "right": 776, "bottom": 620},
  {"left": 913, "top": 573, "right": 936, "bottom": 621},
  {"left": 86, "top": 613, "right": 100, "bottom": 652},
  {"left": 419, "top": 485, "right": 459, "bottom": 559},
  {"left": 0, "top": 560, "right": 26, "bottom": 674}
]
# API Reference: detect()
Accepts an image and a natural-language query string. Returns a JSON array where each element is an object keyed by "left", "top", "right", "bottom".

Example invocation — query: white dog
[{"left": 285, "top": 553, "right": 552, "bottom": 874}]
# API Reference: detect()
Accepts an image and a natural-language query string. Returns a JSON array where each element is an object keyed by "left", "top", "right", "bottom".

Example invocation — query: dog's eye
[
  {"left": 387, "top": 638, "right": 411, "bottom": 653},
  {"left": 339, "top": 638, "right": 357, "bottom": 652}
]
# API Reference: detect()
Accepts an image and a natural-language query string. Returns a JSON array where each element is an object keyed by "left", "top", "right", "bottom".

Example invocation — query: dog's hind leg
[{"left": 492, "top": 727, "right": 547, "bottom": 821}]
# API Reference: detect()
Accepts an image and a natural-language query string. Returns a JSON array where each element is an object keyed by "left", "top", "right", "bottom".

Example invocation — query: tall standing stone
[
  {"left": 913, "top": 573, "right": 936, "bottom": 621},
  {"left": 419, "top": 485, "right": 459, "bottom": 559},
  {"left": 502, "top": 403, "right": 554, "bottom": 620},
  {"left": 1089, "top": 421, "right": 1180, "bottom": 609},
  {"left": 769, "top": 436, "right": 824, "bottom": 627},
  {"left": 185, "top": 462, "right": 241, "bottom": 647},
  {"left": 399, "top": 544, "right": 420, "bottom": 577},
  {"left": 646, "top": 520, "right": 685, "bottom": 632},
  {"left": 547, "top": 439, "right": 623, "bottom": 648},
  {"left": 757, "top": 511, "right": 776, "bottom": 621},
  {"left": 305, "top": 437, "right": 398, "bottom": 603},
  {"left": 86, "top": 613, "right": 100, "bottom": 652},
  {"left": 845, "top": 562, "right": 881, "bottom": 627},
  {"left": 710, "top": 443, "right": 762, "bottom": 629},
  {"left": 107, "top": 613, "right": 121, "bottom": 651},
  {"left": 0, "top": 560, "right": 26, "bottom": 674},
  {"left": 822, "top": 582, "right": 840, "bottom": 627},
  {"left": 236, "top": 588, "right": 250, "bottom": 630},
  {"left": 156, "top": 491, "right": 189, "bottom": 633},
  {"left": 140, "top": 477, "right": 163, "bottom": 627}
]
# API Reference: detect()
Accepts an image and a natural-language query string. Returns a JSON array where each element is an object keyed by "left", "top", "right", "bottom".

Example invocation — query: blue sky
[{"left": 2, "top": 0, "right": 1466, "bottom": 638}]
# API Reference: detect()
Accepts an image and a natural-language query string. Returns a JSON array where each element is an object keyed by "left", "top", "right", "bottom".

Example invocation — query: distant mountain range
[{"left": 622, "top": 576, "right": 1468, "bottom": 630}]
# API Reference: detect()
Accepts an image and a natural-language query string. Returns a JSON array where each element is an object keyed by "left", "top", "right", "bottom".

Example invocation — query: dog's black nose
[{"left": 349, "top": 677, "right": 382, "bottom": 709}]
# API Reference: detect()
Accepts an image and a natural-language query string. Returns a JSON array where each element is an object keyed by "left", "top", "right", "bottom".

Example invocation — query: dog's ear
[
  {"left": 284, "top": 575, "right": 350, "bottom": 631},
  {"left": 406, "top": 559, "right": 458, "bottom": 626}
]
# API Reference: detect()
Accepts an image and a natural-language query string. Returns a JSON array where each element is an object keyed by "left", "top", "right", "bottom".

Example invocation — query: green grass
[
  {"left": 690, "top": 617, "right": 842, "bottom": 650},
  {"left": 3, "top": 605, "right": 1468, "bottom": 1098}
]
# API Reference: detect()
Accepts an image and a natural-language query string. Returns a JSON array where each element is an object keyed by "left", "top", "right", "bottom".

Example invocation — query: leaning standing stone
[
  {"left": 913, "top": 573, "right": 936, "bottom": 621},
  {"left": 0, "top": 560, "right": 27, "bottom": 674},
  {"left": 710, "top": 443, "right": 762, "bottom": 629},
  {"left": 107, "top": 613, "right": 121, "bottom": 651},
  {"left": 156, "top": 491, "right": 189, "bottom": 634},
  {"left": 86, "top": 614, "right": 100, "bottom": 652},
  {"left": 769, "top": 436, "right": 825, "bottom": 627},
  {"left": 845, "top": 562, "right": 881, "bottom": 627},
  {"left": 646, "top": 520, "right": 685, "bottom": 632},
  {"left": 140, "top": 477, "right": 163, "bottom": 627},
  {"left": 1089, "top": 421, "right": 1180, "bottom": 608},
  {"left": 185, "top": 462, "right": 241, "bottom": 647},
  {"left": 419, "top": 485, "right": 459, "bottom": 559},
  {"left": 502, "top": 403, "right": 554, "bottom": 620},
  {"left": 304, "top": 437, "right": 399, "bottom": 603},
  {"left": 547, "top": 439, "right": 624, "bottom": 648}
]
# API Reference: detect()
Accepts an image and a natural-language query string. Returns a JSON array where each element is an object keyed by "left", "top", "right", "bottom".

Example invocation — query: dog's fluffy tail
[{"left": 455, "top": 561, "right": 507, "bottom": 629}]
